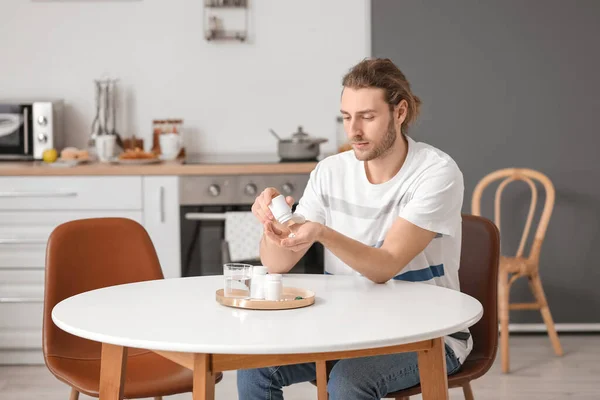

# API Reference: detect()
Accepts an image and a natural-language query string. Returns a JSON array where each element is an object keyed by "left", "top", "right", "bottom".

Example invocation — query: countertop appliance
[{"left": 0, "top": 99, "right": 64, "bottom": 161}]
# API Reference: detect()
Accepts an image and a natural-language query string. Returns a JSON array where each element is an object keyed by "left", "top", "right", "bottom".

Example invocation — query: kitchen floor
[{"left": 1, "top": 335, "right": 598, "bottom": 400}]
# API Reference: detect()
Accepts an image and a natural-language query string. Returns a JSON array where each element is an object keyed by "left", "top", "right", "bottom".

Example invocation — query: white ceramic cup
[
  {"left": 95, "top": 135, "right": 116, "bottom": 162},
  {"left": 159, "top": 133, "right": 182, "bottom": 161}
]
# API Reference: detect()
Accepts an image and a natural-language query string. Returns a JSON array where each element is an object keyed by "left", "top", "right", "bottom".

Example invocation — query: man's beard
[{"left": 352, "top": 117, "right": 398, "bottom": 161}]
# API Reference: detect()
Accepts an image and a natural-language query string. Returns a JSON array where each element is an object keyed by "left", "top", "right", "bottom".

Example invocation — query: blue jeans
[{"left": 237, "top": 344, "right": 461, "bottom": 400}]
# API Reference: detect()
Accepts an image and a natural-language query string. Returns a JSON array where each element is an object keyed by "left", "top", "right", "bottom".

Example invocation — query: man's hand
[
  {"left": 263, "top": 220, "right": 292, "bottom": 245},
  {"left": 278, "top": 222, "right": 324, "bottom": 253},
  {"left": 256, "top": 189, "right": 305, "bottom": 274},
  {"left": 251, "top": 187, "right": 294, "bottom": 224},
  {"left": 259, "top": 219, "right": 312, "bottom": 274}
]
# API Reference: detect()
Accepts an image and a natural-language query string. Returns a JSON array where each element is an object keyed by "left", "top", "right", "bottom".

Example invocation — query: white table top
[{"left": 52, "top": 274, "right": 483, "bottom": 355}]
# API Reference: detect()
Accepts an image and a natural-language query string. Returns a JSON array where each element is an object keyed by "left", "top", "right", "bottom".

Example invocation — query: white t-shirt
[{"left": 295, "top": 136, "right": 472, "bottom": 364}]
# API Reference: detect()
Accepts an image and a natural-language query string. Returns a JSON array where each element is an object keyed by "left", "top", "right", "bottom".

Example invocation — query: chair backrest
[
  {"left": 43, "top": 218, "right": 164, "bottom": 361},
  {"left": 459, "top": 214, "right": 500, "bottom": 365},
  {"left": 471, "top": 168, "right": 554, "bottom": 261}
]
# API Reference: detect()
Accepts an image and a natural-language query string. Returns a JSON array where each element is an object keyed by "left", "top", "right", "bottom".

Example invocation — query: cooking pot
[{"left": 269, "top": 126, "right": 328, "bottom": 161}]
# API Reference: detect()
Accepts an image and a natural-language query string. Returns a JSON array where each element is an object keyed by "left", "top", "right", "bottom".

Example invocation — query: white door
[{"left": 142, "top": 176, "right": 181, "bottom": 279}]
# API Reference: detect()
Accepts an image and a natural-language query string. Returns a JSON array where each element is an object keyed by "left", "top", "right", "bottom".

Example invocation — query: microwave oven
[{"left": 0, "top": 99, "right": 64, "bottom": 160}]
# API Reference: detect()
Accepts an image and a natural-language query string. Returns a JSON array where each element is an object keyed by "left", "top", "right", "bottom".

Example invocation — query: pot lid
[{"left": 291, "top": 126, "right": 311, "bottom": 143}]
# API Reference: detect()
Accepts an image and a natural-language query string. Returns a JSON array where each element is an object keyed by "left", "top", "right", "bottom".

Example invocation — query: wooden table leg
[
  {"left": 316, "top": 360, "right": 328, "bottom": 400},
  {"left": 99, "top": 343, "right": 128, "bottom": 400},
  {"left": 417, "top": 337, "right": 448, "bottom": 400},
  {"left": 193, "top": 353, "right": 215, "bottom": 400}
]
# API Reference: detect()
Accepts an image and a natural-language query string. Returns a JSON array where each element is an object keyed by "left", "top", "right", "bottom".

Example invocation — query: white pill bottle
[
  {"left": 268, "top": 194, "right": 306, "bottom": 235},
  {"left": 264, "top": 274, "right": 283, "bottom": 301}
]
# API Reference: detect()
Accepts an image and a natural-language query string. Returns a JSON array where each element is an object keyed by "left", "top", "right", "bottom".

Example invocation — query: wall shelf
[
  {"left": 205, "top": 30, "right": 247, "bottom": 42},
  {"left": 205, "top": 0, "right": 247, "bottom": 7},
  {"left": 204, "top": 0, "right": 249, "bottom": 42}
]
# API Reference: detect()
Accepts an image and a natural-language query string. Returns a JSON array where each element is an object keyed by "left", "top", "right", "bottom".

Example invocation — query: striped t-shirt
[{"left": 295, "top": 136, "right": 472, "bottom": 363}]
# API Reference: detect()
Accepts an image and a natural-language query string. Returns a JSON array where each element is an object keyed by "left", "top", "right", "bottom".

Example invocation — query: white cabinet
[
  {"left": 0, "top": 211, "right": 143, "bottom": 269},
  {"left": 0, "top": 176, "right": 145, "bottom": 364},
  {"left": 0, "top": 269, "right": 44, "bottom": 351},
  {"left": 142, "top": 176, "right": 181, "bottom": 279},
  {"left": 0, "top": 177, "right": 142, "bottom": 210},
  {"left": 0, "top": 175, "right": 182, "bottom": 364}
]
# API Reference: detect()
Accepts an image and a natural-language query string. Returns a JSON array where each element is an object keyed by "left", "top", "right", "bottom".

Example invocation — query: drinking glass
[{"left": 223, "top": 263, "right": 252, "bottom": 299}]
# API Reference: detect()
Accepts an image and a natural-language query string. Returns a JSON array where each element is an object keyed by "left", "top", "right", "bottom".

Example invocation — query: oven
[
  {"left": 0, "top": 99, "right": 64, "bottom": 160},
  {"left": 179, "top": 174, "right": 324, "bottom": 277}
]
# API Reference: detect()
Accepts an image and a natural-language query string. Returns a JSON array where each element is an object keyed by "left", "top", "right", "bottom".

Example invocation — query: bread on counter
[{"left": 60, "top": 147, "right": 90, "bottom": 161}]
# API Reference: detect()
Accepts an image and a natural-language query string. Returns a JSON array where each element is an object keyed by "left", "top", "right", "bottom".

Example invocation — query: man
[{"left": 239, "top": 58, "right": 469, "bottom": 400}]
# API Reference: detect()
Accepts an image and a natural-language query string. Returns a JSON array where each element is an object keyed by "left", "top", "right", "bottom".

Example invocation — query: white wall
[{"left": 0, "top": 0, "right": 369, "bottom": 155}]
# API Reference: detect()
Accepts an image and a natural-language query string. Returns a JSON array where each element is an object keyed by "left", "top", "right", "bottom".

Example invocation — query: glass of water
[{"left": 223, "top": 263, "right": 252, "bottom": 299}]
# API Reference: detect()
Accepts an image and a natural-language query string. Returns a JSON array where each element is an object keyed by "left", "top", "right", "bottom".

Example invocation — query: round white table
[{"left": 52, "top": 274, "right": 483, "bottom": 400}]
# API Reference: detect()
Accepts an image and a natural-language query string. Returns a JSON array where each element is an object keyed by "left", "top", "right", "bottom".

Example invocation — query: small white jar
[
  {"left": 264, "top": 273, "right": 283, "bottom": 301},
  {"left": 250, "top": 266, "right": 268, "bottom": 299},
  {"left": 268, "top": 195, "right": 306, "bottom": 237},
  {"left": 268, "top": 195, "right": 293, "bottom": 224}
]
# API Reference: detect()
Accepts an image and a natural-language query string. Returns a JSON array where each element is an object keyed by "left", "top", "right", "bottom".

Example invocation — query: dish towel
[{"left": 224, "top": 211, "right": 263, "bottom": 262}]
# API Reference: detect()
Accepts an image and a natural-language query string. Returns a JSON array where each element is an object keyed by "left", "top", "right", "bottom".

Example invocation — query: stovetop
[{"left": 183, "top": 153, "right": 318, "bottom": 165}]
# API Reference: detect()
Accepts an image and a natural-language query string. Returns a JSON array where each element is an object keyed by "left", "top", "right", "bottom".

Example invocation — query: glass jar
[
  {"left": 172, "top": 119, "right": 184, "bottom": 134},
  {"left": 163, "top": 119, "right": 173, "bottom": 134},
  {"left": 171, "top": 119, "right": 185, "bottom": 158},
  {"left": 151, "top": 120, "right": 164, "bottom": 154}
]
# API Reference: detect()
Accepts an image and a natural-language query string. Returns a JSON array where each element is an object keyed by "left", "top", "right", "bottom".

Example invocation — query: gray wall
[{"left": 372, "top": 0, "right": 600, "bottom": 324}]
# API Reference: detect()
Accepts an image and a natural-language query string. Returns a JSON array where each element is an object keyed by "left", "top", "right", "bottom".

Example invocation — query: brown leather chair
[
  {"left": 386, "top": 214, "right": 500, "bottom": 399},
  {"left": 43, "top": 217, "right": 222, "bottom": 400}
]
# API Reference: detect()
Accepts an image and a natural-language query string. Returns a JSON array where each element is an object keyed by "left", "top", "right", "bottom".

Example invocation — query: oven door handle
[{"left": 184, "top": 212, "right": 227, "bottom": 221}]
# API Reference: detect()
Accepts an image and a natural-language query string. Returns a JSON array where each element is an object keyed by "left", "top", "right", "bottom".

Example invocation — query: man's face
[{"left": 340, "top": 87, "right": 399, "bottom": 161}]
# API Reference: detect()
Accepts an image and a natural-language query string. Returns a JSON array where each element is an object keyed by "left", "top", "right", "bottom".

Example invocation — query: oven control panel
[{"left": 179, "top": 174, "right": 310, "bottom": 206}]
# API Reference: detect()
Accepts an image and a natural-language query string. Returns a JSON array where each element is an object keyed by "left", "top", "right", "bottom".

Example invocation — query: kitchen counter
[{"left": 0, "top": 160, "right": 318, "bottom": 176}]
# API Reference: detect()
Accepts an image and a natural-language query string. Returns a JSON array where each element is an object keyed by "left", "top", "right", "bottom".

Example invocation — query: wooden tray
[{"left": 215, "top": 287, "right": 315, "bottom": 310}]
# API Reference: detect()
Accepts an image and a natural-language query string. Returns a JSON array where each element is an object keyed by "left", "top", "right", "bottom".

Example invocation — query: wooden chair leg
[
  {"left": 529, "top": 274, "right": 563, "bottom": 356},
  {"left": 154, "top": 397, "right": 163, "bottom": 400},
  {"left": 462, "top": 382, "right": 475, "bottom": 400},
  {"left": 498, "top": 269, "right": 510, "bottom": 373},
  {"left": 69, "top": 388, "right": 79, "bottom": 400}
]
